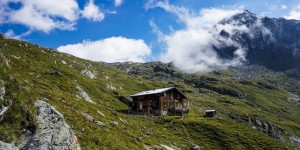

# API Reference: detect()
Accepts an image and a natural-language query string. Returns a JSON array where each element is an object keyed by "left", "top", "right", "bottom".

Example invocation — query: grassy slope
[
  {"left": 112, "top": 62, "right": 300, "bottom": 147},
  {"left": 0, "top": 36, "right": 297, "bottom": 149}
]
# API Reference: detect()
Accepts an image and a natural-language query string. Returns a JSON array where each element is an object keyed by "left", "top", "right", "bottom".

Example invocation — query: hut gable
[{"left": 129, "top": 87, "right": 189, "bottom": 116}]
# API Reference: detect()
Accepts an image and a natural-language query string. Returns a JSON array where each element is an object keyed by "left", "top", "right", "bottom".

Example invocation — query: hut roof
[
  {"left": 205, "top": 110, "right": 216, "bottom": 112},
  {"left": 130, "top": 87, "right": 187, "bottom": 99}
]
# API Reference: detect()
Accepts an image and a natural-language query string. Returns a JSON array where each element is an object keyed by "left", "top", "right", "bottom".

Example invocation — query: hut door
[{"left": 139, "top": 102, "right": 143, "bottom": 110}]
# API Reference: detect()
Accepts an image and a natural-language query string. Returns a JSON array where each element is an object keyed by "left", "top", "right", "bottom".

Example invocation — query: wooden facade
[{"left": 129, "top": 87, "right": 189, "bottom": 116}]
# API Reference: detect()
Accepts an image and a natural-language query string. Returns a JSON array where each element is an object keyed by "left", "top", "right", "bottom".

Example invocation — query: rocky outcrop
[
  {"left": 0, "top": 52, "right": 11, "bottom": 69},
  {"left": 252, "top": 120, "right": 281, "bottom": 139},
  {"left": 288, "top": 92, "right": 300, "bottom": 106},
  {"left": 0, "top": 83, "right": 5, "bottom": 100},
  {"left": 106, "top": 83, "right": 116, "bottom": 90},
  {"left": 80, "top": 69, "right": 96, "bottom": 79},
  {"left": 189, "top": 144, "right": 200, "bottom": 150},
  {"left": 214, "top": 10, "right": 300, "bottom": 71},
  {"left": 22, "top": 100, "right": 80, "bottom": 150},
  {"left": 81, "top": 113, "right": 105, "bottom": 127},
  {"left": 228, "top": 115, "right": 300, "bottom": 148},
  {"left": 0, "top": 82, "right": 9, "bottom": 122},
  {"left": 76, "top": 85, "right": 95, "bottom": 104},
  {"left": 289, "top": 135, "right": 300, "bottom": 148},
  {"left": 227, "top": 113, "right": 282, "bottom": 139},
  {"left": 0, "top": 104, "right": 10, "bottom": 122},
  {"left": 0, "top": 141, "right": 18, "bottom": 150}
]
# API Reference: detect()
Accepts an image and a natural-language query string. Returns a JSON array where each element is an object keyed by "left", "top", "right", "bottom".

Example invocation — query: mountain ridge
[{"left": 209, "top": 9, "right": 300, "bottom": 71}]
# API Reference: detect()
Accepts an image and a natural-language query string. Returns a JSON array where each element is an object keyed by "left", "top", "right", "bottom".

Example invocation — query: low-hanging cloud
[
  {"left": 147, "top": 0, "right": 271, "bottom": 73},
  {"left": 285, "top": 5, "right": 300, "bottom": 20},
  {"left": 57, "top": 37, "right": 151, "bottom": 63}
]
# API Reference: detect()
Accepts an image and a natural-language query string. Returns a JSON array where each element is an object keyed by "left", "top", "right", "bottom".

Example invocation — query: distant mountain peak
[{"left": 213, "top": 10, "right": 300, "bottom": 71}]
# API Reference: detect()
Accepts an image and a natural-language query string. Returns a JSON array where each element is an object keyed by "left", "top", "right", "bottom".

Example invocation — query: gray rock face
[
  {"left": 0, "top": 105, "right": 10, "bottom": 122},
  {"left": 111, "top": 121, "right": 118, "bottom": 126},
  {"left": 212, "top": 10, "right": 300, "bottom": 71},
  {"left": 0, "top": 141, "right": 18, "bottom": 150},
  {"left": 81, "top": 113, "right": 95, "bottom": 122},
  {"left": 290, "top": 135, "right": 300, "bottom": 148},
  {"left": 228, "top": 113, "right": 282, "bottom": 139},
  {"left": 76, "top": 85, "right": 95, "bottom": 104},
  {"left": 80, "top": 69, "right": 96, "bottom": 79},
  {"left": 288, "top": 92, "right": 300, "bottom": 106},
  {"left": 22, "top": 100, "right": 80, "bottom": 150},
  {"left": 94, "top": 121, "right": 105, "bottom": 127},
  {"left": 81, "top": 113, "right": 105, "bottom": 127},
  {"left": 106, "top": 107, "right": 117, "bottom": 116},
  {"left": 106, "top": 83, "right": 116, "bottom": 90},
  {"left": 62, "top": 60, "right": 67, "bottom": 65},
  {"left": 189, "top": 144, "right": 200, "bottom": 150},
  {"left": 0, "top": 84, "right": 5, "bottom": 100},
  {"left": 0, "top": 52, "right": 10, "bottom": 68},
  {"left": 0, "top": 83, "right": 9, "bottom": 122}
]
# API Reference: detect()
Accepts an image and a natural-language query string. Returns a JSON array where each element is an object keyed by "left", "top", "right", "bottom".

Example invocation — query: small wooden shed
[
  {"left": 205, "top": 110, "right": 217, "bottom": 118},
  {"left": 129, "top": 87, "right": 189, "bottom": 116}
]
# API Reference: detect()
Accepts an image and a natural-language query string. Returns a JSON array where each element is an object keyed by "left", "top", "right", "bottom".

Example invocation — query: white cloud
[
  {"left": 23, "top": 0, "right": 79, "bottom": 21},
  {"left": 147, "top": 0, "right": 270, "bottom": 73},
  {"left": 149, "top": 20, "right": 164, "bottom": 43},
  {"left": 81, "top": 0, "right": 105, "bottom": 22},
  {"left": 4, "top": 29, "right": 15, "bottom": 38},
  {"left": 57, "top": 37, "right": 151, "bottom": 63},
  {"left": 0, "top": 0, "right": 79, "bottom": 33},
  {"left": 114, "top": 0, "right": 123, "bottom": 7},
  {"left": 269, "top": 4, "right": 288, "bottom": 11},
  {"left": 0, "top": 1, "right": 10, "bottom": 23},
  {"left": 280, "top": 5, "right": 288, "bottom": 10},
  {"left": 0, "top": 0, "right": 112, "bottom": 34},
  {"left": 285, "top": 5, "right": 300, "bottom": 20},
  {"left": 3, "top": 29, "right": 32, "bottom": 40}
]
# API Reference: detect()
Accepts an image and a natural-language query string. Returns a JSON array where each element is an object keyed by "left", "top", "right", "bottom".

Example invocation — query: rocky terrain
[
  {"left": 210, "top": 10, "right": 300, "bottom": 71},
  {"left": 0, "top": 33, "right": 299, "bottom": 150}
]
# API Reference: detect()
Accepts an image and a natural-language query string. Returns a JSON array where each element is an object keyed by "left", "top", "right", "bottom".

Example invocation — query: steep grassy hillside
[
  {"left": 112, "top": 62, "right": 300, "bottom": 148},
  {"left": 0, "top": 35, "right": 299, "bottom": 149}
]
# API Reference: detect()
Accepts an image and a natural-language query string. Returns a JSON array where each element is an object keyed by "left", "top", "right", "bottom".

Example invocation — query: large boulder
[
  {"left": 189, "top": 144, "right": 200, "bottom": 150},
  {"left": 0, "top": 141, "right": 18, "bottom": 150},
  {"left": 22, "top": 100, "right": 80, "bottom": 150}
]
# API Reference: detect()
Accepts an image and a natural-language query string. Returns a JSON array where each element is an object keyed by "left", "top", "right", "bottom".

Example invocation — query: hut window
[
  {"left": 171, "top": 93, "right": 174, "bottom": 101},
  {"left": 153, "top": 101, "right": 158, "bottom": 107},
  {"left": 164, "top": 92, "right": 166, "bottom": 97}
]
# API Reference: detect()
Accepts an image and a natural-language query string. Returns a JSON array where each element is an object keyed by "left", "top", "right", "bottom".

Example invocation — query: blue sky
[{"left": 1, "top": 0, "right": 300, "bottom": 68}]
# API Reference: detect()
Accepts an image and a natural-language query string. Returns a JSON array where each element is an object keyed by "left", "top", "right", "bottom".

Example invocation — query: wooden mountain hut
[{"left": 129, "top": 87, "right": 189, "bottom": 116}]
